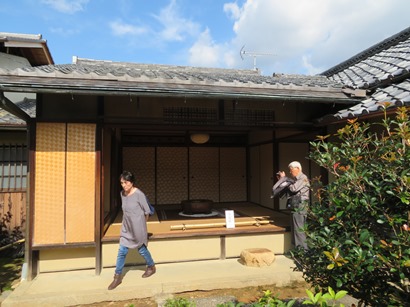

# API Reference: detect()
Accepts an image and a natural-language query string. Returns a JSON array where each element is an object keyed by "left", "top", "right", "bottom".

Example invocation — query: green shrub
[
  {"left": 164, "top": 296, "right": 196, "bottom": 307},
  {"left": 216, "top": 287, "right": 346, "bottom": 306},
  {"left": 291, "top": 106, "right": 410, "bottom": 306}
]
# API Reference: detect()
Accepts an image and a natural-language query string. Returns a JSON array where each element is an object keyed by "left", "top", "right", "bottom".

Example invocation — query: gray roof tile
[
  {"left": 2, "top": 59, "right": 342, "bottom": 89},
  {"left": 320, "top": 26, "right": 410, "bottom": 121},
  {"left": 329, "top": 80, "right": 410, "bottom": 120},
  {"left": 0, "top": 98, "right": 35, "bottom": 126},
  {"left": 0, "top": 60, "right": 352, "bottom": 108}
]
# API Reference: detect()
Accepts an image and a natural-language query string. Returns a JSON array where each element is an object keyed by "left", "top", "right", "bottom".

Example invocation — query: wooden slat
[{"left": 0, "top": 192, "right": 26, "bottom": 232}]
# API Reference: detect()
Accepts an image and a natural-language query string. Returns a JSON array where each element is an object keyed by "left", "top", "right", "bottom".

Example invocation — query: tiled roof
[
  {"left": 0, "top": 32, "right": 54, "bottom": 66},
  {"left": 0, "top": 59, "right": 353, "bottom": 103},
  {"left": 0, "top": 98, "right": 35, "bottom": 126},
  {"left": 320, "top": 26, "right": 410, "bottom": 121}
]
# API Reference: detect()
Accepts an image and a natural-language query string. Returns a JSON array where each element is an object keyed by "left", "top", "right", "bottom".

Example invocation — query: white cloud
[
  {"left": 189, "top": 0, "right": 410, "bottom": 75},
  {"left": 109, "top": 20, "right": 147, "bottom": 36},
  {"left": 188, "top": 29, "right": 221, "bottom": 67},
  {"left": 49, "top": 27, "right": 78, "bottom": 36},
  {"left": 223, "top": 2, "right": 242, "bottom": 20},
  {"left": 302, "top": 55, "right": 322, "bottom": 76},
  {"left": 154, "top": 0, "right": 200, "bottom": 42},
  {"left": 41, "top": 0, "right": 89, "bottom": 14}
]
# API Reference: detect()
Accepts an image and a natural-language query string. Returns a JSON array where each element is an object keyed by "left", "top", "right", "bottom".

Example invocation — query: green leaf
[
  {"left": 366, "top": 266, "right": 374, "bottom": 272},
  {"left": 336, "top": 211, "right": 344, "bottom": 217},
  {"left": 314, "top": 292, "right": 322, "bottom": 302},
  {"left": 335, "top": 290, "right": 348, "bottom": 300},
  {"left": 323, "top": 251, "right": 332, "bottom": 258},
  {"left": 328, "top": 286, "right": 335, "bottom": 297},
  {"left": 359, "top": 230, "right": 370, "bottom": 242},
  {"left": 305, "top": 289, "right": 315, "bottom": 301}
]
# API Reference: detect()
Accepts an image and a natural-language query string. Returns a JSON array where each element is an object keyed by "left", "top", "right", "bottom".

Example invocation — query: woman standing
[{"left": 108, "top": 171, "right": 156, "bottom": 290}]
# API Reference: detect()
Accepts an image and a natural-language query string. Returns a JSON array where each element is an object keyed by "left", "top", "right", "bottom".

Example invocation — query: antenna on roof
[{"left": 240, "top": 45, "right": 274, "bottom": 71}]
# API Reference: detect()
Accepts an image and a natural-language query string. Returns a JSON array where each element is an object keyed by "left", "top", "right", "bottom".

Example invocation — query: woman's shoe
[
  {"left": 142, "top": 265, "right": 156, "bottom": 278},
  {"left": 108, "top": 273, "right": 122, "bottom": 290}
]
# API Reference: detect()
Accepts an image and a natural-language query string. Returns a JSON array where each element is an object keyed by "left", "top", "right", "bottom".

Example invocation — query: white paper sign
[{"left": 225, "top": 210, "right": 235, "bottom": 229}]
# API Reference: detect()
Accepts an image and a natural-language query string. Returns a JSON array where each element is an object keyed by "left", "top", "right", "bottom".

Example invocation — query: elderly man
[{"left": 277, "top": 161, "right": 310, "bottom": 250}]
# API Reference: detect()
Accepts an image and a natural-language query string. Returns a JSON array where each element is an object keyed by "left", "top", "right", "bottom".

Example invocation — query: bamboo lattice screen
[{"left": 33, "top": 123, "right": 96, "bottom": 245}]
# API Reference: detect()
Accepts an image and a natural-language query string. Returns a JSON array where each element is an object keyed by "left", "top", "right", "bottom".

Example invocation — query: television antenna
[{"left": 240, "top": 45, "right": 274, "bottom": 71}]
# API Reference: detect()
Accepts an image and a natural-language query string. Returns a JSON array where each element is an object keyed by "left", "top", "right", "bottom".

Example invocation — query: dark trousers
[{"left": 291, "top": 211, "right": 307, "bottom": 250}]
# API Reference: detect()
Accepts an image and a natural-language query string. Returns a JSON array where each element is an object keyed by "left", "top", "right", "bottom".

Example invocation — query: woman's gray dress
[{"left": 119, "top": 189, "right": 150, "bottom": 249}]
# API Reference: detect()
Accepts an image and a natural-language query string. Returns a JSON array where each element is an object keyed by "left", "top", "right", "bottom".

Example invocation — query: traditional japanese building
[{"left": 0, "top": 26, "right": 409, "bottom": 280}]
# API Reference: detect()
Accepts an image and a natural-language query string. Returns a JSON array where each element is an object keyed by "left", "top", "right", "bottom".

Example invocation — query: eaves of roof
[
  {"left": 0, "top": 62, "right": 358, "bottom": 104},
  {"left": 325, "top": 38, "right": 410, "bottom": 91},
  {"left": 317, "top": 79, "right": 410, "bottom": 124},
  {"left": 321, "top": 26, "right": 410, "bottom": 77},
  {"left": 317, "top": 26, "right": 410, "bottom": 123},
  {"left": 0, "top": 32, "right": 54, "bottom": 66}
]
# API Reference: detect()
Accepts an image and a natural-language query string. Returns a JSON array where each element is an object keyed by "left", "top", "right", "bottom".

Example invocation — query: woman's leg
[
  {"left": 115, "top": 244, "right": 129, "bottom": 274},
  {"left": 108, "top": 244, "right": 128, "bottom": 290},
  {"left": 138, "top": 244, "right": 155, "bottom": 267},
  {"left": 138, "top": 244, "right": 156, "bottom": 278}
]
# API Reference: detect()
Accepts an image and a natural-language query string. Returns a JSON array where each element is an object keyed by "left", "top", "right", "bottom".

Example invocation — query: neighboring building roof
[
  {"left": 0, "top": 58, "right": 355, "bottom": 103},
  {"left": 0, "top": 32, "right": 54, "bottom": 66},
  {"left": 320, "top": 26, "right": 410, "bottom": 121},
  {"left": 0, "top": 98, "right": 35, "bottom": 126}
]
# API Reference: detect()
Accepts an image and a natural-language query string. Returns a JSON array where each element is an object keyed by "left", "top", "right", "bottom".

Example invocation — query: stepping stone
[{"left": 240, "top": 248, "right": 275, "bottom": 267}]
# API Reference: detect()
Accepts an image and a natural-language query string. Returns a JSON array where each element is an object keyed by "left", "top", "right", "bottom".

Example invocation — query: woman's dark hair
[{"left": 120, "top": 170, "right": 135, "bottom": 184}]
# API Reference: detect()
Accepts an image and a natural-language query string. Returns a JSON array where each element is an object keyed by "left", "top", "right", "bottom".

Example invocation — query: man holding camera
[{"left": 273, "top": 161, "right": 310, "bottom": 250}]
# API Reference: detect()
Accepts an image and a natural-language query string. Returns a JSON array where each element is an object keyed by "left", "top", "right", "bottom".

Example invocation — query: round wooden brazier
[{"left": 181, "top": 199, "right": 214, "bottom": 214}]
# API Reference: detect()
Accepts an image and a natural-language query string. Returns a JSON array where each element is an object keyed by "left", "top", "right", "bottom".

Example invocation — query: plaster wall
[
  {"left": 38, "top": 248, "right": 95, "bottom": 272},
  {"left": 102, "top": 237, "right": 221, "bottom": 267},
  {"left": 102, "top": 232, "right": 289, "bottom": 269},
  {"left": 225, "top": 232, "right": 291, "bottom": 257}
]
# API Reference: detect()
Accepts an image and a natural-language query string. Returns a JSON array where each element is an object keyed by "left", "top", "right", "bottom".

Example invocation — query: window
[{"left": 0, "top": 144, "right": 27, "bottom": 191}]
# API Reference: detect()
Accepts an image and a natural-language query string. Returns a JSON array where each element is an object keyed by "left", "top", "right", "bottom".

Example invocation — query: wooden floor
[{"left": 103, "top": 202, "right": 291, "bottom": 241}]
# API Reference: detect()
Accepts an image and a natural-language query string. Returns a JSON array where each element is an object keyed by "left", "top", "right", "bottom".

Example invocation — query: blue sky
[{"left": 1, "top": 0, "right": 409, "bottom": 76}]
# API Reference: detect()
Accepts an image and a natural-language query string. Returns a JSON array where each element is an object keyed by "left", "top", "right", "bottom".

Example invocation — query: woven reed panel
[
  {"left": 66, "top": 124, "right": 96, "bottom": 243},
  {"left": 189, "top": 147, "right": 219, "bottom": 201},
  {"left": 157, "top": 147, "right": 188, "bottom": 204},
  {"left": 220, "top": 147, "right": 247, "bottom": 202},
  {"left": 122, "top": 147, "right": 155, "bottom": 201},
  {"left": 34, "top": 123, "right": 66, "bottom": 245}
]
